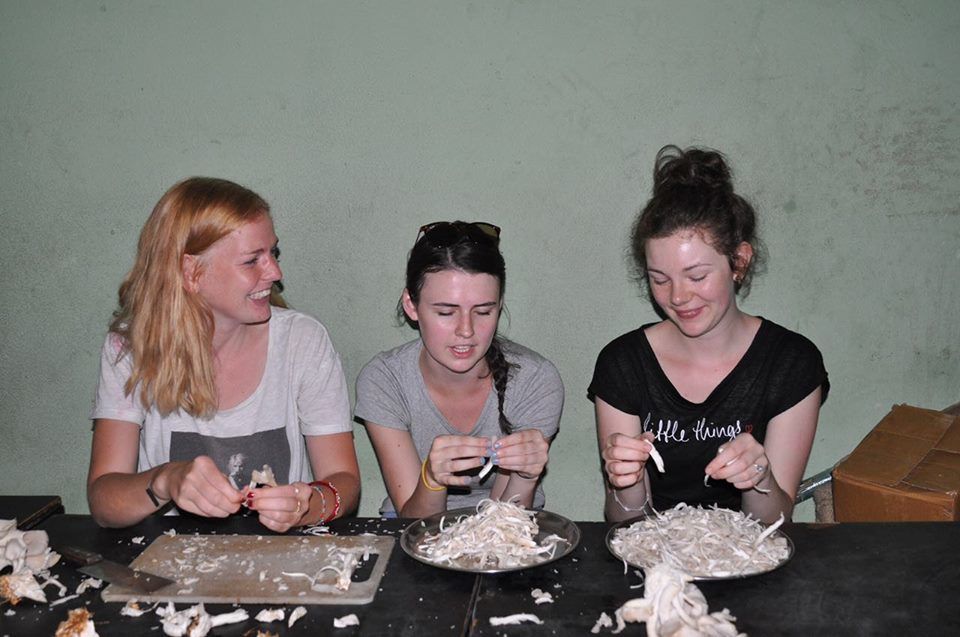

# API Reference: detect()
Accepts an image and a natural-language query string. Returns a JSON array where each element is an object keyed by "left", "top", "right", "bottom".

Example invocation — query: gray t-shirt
[
  {"left": 355, "top": 338, "right": 564, "bottom": 515},
  {"left": 91, "top": 307, "right": 352, "bottom": 494}
]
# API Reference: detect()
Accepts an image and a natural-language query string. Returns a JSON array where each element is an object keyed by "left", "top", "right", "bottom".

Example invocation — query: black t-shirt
[{"left": 589, "top": 318, "right": 829, "bottom": 512}]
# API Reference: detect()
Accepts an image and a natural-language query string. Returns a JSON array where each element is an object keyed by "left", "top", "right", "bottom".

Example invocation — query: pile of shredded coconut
[
  {"left": 608, "top": 563, "right": 744, "bottom": 636},
  {"left": 417, "top": 499, "right": 567, "bottom": 570},
  {"left": 609, "top": 504, "right": 788, "bottom": 578},
  {"left": 0, "top": 518, "right": 62, "bottom": 605}
]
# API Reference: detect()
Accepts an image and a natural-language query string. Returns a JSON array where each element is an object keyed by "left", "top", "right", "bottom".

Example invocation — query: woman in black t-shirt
[{"left": 590, "top": 146, "right": 829, "bottom": 524}]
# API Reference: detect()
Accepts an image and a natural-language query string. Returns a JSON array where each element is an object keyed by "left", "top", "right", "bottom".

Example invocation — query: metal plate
[
  {"left": 401, "top": 507, "right": 580, "bottom": 574},
  {"left": 605, "top": 514, "right": 795, "bottom": 580}
]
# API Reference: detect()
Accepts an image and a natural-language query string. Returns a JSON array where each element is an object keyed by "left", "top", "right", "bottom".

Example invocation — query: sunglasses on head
[{"left": 415, "top": 221, "right": 501, "bottom": 246}]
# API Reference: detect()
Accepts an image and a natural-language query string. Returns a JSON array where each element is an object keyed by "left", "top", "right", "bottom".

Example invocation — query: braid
[{"left": 484, "top": 337, "right": 518, "bottom": 435}]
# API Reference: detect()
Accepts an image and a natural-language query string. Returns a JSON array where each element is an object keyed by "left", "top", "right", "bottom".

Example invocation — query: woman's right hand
[
  {"left": 423, "top": 434, "right": 491, "bottom": 489},
  {"left": 601, "top": 431, "right": 656, "bottom": 489},
  {"left": 154, "top": 456, "right": 244, "bottom": 518}
]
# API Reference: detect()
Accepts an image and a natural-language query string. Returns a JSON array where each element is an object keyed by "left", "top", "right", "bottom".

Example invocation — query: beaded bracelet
[
  {"left": 309, "top": 480, "right": 342, "bottom": 523},
  {"left": 420, "top": 458, "right": 445, "bottom": 492}
]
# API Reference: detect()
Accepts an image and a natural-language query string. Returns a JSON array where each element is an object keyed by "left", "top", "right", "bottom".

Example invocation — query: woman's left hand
[
  {"left": 704, "top": 433, "right": 772, "bottom": 491},
  {"left": 245, "top": 481, "right": 311, "bottom": 533},
  {"left": 491, "top": 429, "right": 549, "bottom": 480}
]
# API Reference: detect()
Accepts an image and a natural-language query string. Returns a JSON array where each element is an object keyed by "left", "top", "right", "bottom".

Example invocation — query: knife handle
[{"left": 57, "top": 545, "right": 103, "bottom": 566}]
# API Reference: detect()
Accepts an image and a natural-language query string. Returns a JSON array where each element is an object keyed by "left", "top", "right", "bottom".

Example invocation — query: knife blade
[{"left": 57, "top": 544, "right": 175, "bottom": 593}]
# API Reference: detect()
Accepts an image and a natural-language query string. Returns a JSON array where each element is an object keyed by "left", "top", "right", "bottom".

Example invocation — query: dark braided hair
[
  {"left": 631, "top": 145, "right": 765, "bottom": 297},
  {"left": 399, "top": 221, "right": 517, "bottom": 434}
]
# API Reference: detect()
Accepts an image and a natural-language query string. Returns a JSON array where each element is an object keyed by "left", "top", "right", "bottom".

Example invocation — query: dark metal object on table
[
  {"left": 56, "top": 544, "right": 175, "bottom": 593},
  {"left": 0, "top": 495, "right": 64, "bottom": 530}
]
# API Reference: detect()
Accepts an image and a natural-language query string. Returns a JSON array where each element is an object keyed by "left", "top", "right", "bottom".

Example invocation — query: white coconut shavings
[
  {"left": 288, "top": 605, "right": 307, "bottom": 627},
  {"left": 254, "top": 607, "right": 285, "bottom": 622},
  {"left": 489, "top": 613, "right": 543, "bottom": 626},
  {"left": 333, "top": 613, "right": 360, "bottom": 628},
  {"left": 417, "top": 499, "right": 567, "bottom": 570},
  {"left": 610, "top": 504, "right": 788, "bottom": 578},
  {"left": 611, "top": 563, "right": 744, "bottom": 636}
]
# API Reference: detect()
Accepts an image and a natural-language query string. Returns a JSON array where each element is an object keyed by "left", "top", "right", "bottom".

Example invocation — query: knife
[{"left": 57, "top": 544, "right": 175, "bottom": 593}]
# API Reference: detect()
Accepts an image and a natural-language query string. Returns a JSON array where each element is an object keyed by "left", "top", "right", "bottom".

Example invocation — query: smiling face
[
  {"left": 186, "top": 213, "right": 282, "bottom": 333},
  {"left": 402, "top": 269, "right": 502, "bottom": 378},
  {"left": 645, "top": 230, "right": 751, "bottom": 340}
]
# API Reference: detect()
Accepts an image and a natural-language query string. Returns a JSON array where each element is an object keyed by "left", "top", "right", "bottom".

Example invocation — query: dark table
[
  {"left": 0, "top": 495, "right": 64, "bottom": 529},
  {"left": 3, "top": 516, "right": 959, "bottom": 636},
  {"left": 469, "top": 521, "right": 960, "bottom": 635},
  {"left": 1, "top": 514, "right": 476, "bottom": 636}
]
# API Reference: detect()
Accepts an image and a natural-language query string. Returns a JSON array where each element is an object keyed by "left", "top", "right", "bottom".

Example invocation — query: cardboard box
[{"left": 833, "top": 404, "right": 960, "bottom": 521}]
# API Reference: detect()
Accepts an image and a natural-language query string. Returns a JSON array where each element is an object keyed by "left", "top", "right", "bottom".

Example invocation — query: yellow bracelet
[{"left": 421, "top": 458, "right": 445, "bottom": 492}]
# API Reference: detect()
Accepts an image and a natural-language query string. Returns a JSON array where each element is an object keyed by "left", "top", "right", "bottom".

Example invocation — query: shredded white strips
[
  {"left": 417, "top": 499, "right": 567, "bottom": 570},
  {"left": 612, "top": 563, "right": 745, "bottom": 636},
  {"left": 489, "top": 613, "right": 543, "bottom": 626},
  {"left": 610, "top": 503, "right": 790, "bottom": 578},
  {"left": 648, "top": 443, "right": 666, "bottom": 473},
  {"left": 478, "top": 457, "right": 495, "bottom": 481},
  {"left": 281, "top": 546, "right": 364, "bottom": 591}
]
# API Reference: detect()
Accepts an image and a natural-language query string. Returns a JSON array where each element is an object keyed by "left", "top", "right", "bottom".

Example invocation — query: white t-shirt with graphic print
[{"left": 91, "top": 307, "right": 351, "bottom": 492}]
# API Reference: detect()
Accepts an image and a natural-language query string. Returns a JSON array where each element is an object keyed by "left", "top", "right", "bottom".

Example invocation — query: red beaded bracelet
[{"left": 309, "top": 480, "right": 341, "bottom": 523}]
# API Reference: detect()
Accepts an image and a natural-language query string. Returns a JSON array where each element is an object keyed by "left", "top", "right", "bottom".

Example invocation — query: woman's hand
[
  {"left": 601, "top": 432, "right": 656, "bottom": 489},
  {"left": 492, "top": 429, "right": 548, "bottom": 480},
  {"left": 154, "top": 456, "right": 244, "bottom": 518},
  {"left": 245, "top": 482, "right": 311, "bottom": 533},
  {"left": 424, "top": 434, "right": 491, "bottom": 488},
  {"left": 704, "top": 433, "right": 771, "bottom": 491}
]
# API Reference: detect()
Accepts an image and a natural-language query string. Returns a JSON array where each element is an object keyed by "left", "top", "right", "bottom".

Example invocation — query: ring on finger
[
  {"left": 295, "top": 499, "right": 302, "bottom": 515},
  {"left": 753, "top": 463, "right": 766, "bottom": 474}
]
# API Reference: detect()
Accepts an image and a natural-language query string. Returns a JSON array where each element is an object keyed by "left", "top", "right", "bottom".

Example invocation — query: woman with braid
[{"left": 355, "top": 221, "right": 564, "bottom": 517}]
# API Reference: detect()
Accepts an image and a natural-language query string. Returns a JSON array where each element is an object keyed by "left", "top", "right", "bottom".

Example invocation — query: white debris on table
[
  {"left": 288, "top": 605, "right": 307, "bottom": 627},
  {"left": 155, "top": 602, "right": 248, "bottom": 637},
  {"left": 333, "top": 612, "right": 360, "bottom": 628},
  {"left": 591, "top": 612, "right": 614, "bottom": 634},
  {"left": 417, "top": 499, "right": 568, "bottom": 569},
  {"left": 255, "top": 607, "right": 285, "bottom": 622},
  {"left": 120, "top": 600, "right": 157, "bottom": 617},
  {"left": 489, "top": 613, "right": 543, "bottom": 626},
  {"left": 54, "top": 607, "right": 99, "bottom": 637},
  {"left": 48, "top": 593, "right": 79, "bottom": 607},
  {"left": 609, "top": 503, "right": 789, "bottom": 578},
  {"left": 531, "top": 587, "right": 554, "bottom": 604},
  {"left": 0, "top": 518, "right": 61, "bottom": 605},
  {"left": 609, "top": 563, "right": 744, "bottom": 637},
  {"left": 281, "top": 545, "right": 366, "bottom": 592},
  {"left": 75, "top": 577, "right": 102, "bottom": 594}
]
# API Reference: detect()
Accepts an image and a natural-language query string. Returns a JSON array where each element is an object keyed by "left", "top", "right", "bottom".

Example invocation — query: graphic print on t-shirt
[
  {"left": 642, "top": 412, "right": 748, "bottom": 444},
  {"left": 170, "top": 427, "right": 290, "bottom": 487}
]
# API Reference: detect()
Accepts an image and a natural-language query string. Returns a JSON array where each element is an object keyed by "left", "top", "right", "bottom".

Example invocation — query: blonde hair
[{"left": 110, "top": 177, "right": 285, "bottom": 418}]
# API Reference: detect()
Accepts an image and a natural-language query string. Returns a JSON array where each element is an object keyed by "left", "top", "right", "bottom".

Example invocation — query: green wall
[{"left": 1, "top": 1, "right": 957, "bottom": 522}]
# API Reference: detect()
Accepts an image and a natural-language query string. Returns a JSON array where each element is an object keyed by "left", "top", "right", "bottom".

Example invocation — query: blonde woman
[{"left": 87, "top": 177, "right": 359, "bottom": 531}]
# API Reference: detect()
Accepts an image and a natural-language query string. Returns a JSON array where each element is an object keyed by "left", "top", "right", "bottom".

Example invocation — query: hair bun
[{"left": 653, "top": 145, "right": 733, "bottom": 194}]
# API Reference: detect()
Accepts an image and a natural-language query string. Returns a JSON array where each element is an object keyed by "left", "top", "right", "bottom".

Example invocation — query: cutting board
[{"left": 101, "top": 533, "right": 394, "bottom": 605}]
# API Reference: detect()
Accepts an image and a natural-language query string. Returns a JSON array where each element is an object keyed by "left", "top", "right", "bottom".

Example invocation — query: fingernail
[{"left": 491, "top": 452, "right": 499, "bottom": 463}]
